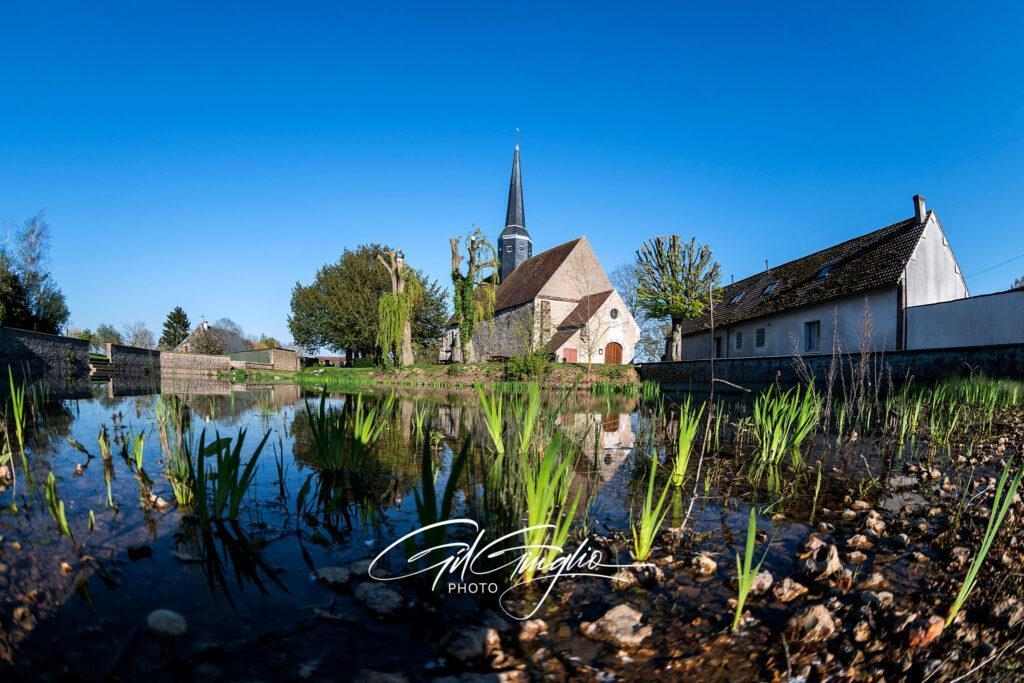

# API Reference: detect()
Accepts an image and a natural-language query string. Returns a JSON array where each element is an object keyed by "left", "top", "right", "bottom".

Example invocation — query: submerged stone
[{"left": 146, "top": 609, "right": 188, "bottom": 637}]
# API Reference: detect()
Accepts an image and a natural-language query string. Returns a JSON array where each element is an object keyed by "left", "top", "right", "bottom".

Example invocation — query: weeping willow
[
  {"left": 376, "top": 272, "right": 421, "bottom": 364},
  {"left": 451, "top": 231, "right": 498, "bottom": 362}
]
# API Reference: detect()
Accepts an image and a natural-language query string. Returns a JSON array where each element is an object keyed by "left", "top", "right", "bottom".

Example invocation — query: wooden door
[
  {"left": 563, "top": 348, "right": 577, "bottom": 363},
  {"left": 605, "top": 342, "right": 623, "bottom": 364}
]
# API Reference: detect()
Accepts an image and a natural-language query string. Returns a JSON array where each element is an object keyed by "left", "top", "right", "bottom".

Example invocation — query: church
[{"left": 439, "top": 147, "right": 641, "bottom": 365}]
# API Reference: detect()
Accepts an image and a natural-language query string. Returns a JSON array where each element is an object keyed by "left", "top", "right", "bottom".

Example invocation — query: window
[
  {"left": 756, "top": 328, "right": 765, "bottom": 348},
  {"left": 763, "top": 282, "right": 777, "bottom": 295},
  {"left": 518, "top": 245, "right": 525, "bottom": 252},
  {"left": 804, "top": 321, "right": 821, "bottom": 352},
  {"left": 814, "top": 265, "right": 832, "bottom": 280},
  {"left": 730, "top": 291, "right": 745, "bottom": 304},
  {"left": 714, "top": 337, "right": 723, "bottom": 358},
  {"left": 506, "top": 245, "right": 513, "bottom": 253},
  {"left": 735, "top": 331, "right": 743, "bottom": 350},
  {"left": 609, "top": 308, "right": 619, "bottom": 319}
]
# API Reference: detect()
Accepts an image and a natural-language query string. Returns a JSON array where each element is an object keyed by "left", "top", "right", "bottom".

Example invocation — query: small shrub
[
  {"left": 351, "top": 357, "right": 376, "bottom": 369},
  {"left": 504, "top": 350, "right": 551, "bottom": 381}
]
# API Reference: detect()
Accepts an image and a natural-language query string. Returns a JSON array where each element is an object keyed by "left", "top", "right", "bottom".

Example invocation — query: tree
[
  {"left": 214, "top": 317, "right": 244, "bottom": 337},
  {"left": 635, "top": 236, "right": 721, "bottom": 361},
  {"left": 376, "top": 249, "right": 420, "bottom": 366},
  {"left": 122, "top": 320, "right": 156, "bottom": 349},
  {"left": 256, "top": 333, "right": 281, "bottom": 349},
  {"left": 289, "top": 244, "right": 393, "bottom": 362},
  {"left": 159, "top": 306, "right": 191, "bottom": 349},
  {"left": 94, "top": 323, "right": 124, "bottom": 352},
  {"left": 1015, "top": 275, "right": 1024, "bottom": 289},
  {"left": 412, "top": 272, "right": 448, "bottom": 362},
  {"left": 190, "top": 328, "right": 226, "bottom": 355},
  {"left": 449, "top": 227, "right": 499, "bottom": 362},
  {"left": 12, "top": 211, "right": 70, "bottom": 333},
  {"left": 66, "top": 325, "right": 97, "bottom": 350},
  {"left": 610, "top": 262, "right": 668, "bottom": 362},
  {"left": 0, "top": 248, "right": 34, "bottom": 329}
]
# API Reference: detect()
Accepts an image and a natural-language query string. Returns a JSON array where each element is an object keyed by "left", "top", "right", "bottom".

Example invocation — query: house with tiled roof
[
  {"left": 438, "top": 147, "right": 641, "bottom": 364},
  {"left": 175, "top": 321, "right": 250, "bottom": 355},
  {"left": 672, "top": 195, "right": 970, "bottom": 360}
]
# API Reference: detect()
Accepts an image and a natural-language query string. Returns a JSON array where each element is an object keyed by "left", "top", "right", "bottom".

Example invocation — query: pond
[{"left": 1, "top": 375, "right": 1023, "bottom": 680}]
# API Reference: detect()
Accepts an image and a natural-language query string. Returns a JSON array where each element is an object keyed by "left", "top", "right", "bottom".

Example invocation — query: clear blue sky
[{"left": 2, "top": 2, "right": 1022, "bottom": 343}]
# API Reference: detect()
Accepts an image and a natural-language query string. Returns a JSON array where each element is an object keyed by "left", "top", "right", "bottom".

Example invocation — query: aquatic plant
[
  {"left": 732, "top": 506, "right": 766, "bottom": 632},
  {"left": 752, "top": 384, "right": 820, "bottom": 467},
  {"left": 520, "top": 432, "right": 581, "bottom": 581},
  {"left": 477, "top": 384, "right": 505, "bottom": 455},
  {"left": 945, "top": 455, "right": 1024, "bottom": 627},
  {"left": 510, "top": 383, "right": 541, "bottom": 456},
  {"left": 631, "top": 448, "right": 672, "bottom": 562},
  {"left": 7, "top": 368, "right": 30, "bottom": 485},
  {"left": 186, "top": 429, "right": 270, "bottom": 523},
  {"left": 44, "top": 471, "right": 78, "bottom": 550},
  {"left": 350, "top": 394, "right": 387, "bottom": 464},
  {"left": 671, "top": 398, "right": 704, "bottom": 487},
  {"left": 132, "top": 433, "right": 145, "bottom": 471}
]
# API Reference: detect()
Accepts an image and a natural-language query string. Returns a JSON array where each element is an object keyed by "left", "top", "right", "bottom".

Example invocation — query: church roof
[
  {"left": 500, "top": 145, "right": 528, "bottom": 238},
  {"left": 493, "top": 237, "right": 582, "bottom": 313},
  {"left": 678, "top": 213, "right": 930, "bottom": 336},
  {"left": 557, "top": 290, "right": 613, "bottom": 329}
]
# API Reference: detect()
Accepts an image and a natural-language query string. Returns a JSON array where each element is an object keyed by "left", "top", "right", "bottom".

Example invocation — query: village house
[
  {"left": 671, "top": 195, "right": 978, "bottom": 360},
  {"left": 175, "top": 320, "right": 249, "bottom": 354},
  {"left": 439, "top": 146, "right": 641, "bottom": 364}
]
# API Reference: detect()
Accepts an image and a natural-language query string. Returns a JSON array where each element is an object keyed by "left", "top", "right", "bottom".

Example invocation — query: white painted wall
[
  {"left": 680, "top": 288, "right": 898, "bottom": 360},
  {"left": 906, "top": 290, "right": 1024, "bottom": 349},
  {"left": 552, "top": 289, "right": 641, "bottom": 364},
  {"left": 904, "top": 214, "right": 969, "bottom": 306}
]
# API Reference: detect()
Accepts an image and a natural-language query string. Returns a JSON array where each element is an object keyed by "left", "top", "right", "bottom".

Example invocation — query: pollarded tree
[
  {"left": 159, "top": 306, "right": 191, "bottom": 349},
  {"left": 635, "top": 236, "right": 721, "bottom": 361},
  {"left": 449, "top": 227, "right": 499, "bottom": 363},
  {"left": 376, "top": 249, "right": 421, "bottom": 367}
]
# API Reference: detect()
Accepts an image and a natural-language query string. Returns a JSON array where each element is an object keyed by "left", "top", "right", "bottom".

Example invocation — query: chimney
[
  {"left": 202, "top": 320, "right": 209, "bottom": 331},
  {"left": 913, "top": 194, "right": 926, "bottom": 224}
]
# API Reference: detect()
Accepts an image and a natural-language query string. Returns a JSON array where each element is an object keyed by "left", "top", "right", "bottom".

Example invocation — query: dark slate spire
[{"left": 499, "top": 145, "right": 532, "bottom": 281}]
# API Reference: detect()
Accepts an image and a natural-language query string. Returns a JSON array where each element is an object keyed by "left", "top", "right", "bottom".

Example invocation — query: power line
[{"left": 965, "top": 252, "right": 1024, "bottom": 279}]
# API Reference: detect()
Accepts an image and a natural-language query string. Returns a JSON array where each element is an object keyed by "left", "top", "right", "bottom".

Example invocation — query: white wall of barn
[
  {"left": 904, "top": 215, "right": 969, "bottom": 306},
  {"left": 906, "top": 289, "right": 1024, "bottom": 349},
  {"left": 679, "top": 288, "right": 899, "bottom": 360}
]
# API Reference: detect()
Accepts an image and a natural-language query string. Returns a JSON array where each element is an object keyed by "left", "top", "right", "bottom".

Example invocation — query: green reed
[
  {"left": 732, "top": 506, "right": 766, "bottom": 631},
  {"left": 44, "top": 471, "right": 78, "bottom": 551},
  {"left": 671, "top": 397, "right": 704, "bottom": 487},
  {"left": 752, "top": 385, "right": 820, "bottom": 467},
  {"left": 477, "top": 384, "right": 505, "bottom": 455},
  {"left": 519, "top": 431, "right": 580, "bottom": 581},
  {"left": 945, "top": 455, "right": 1024, "bottom": 627},
  {"left": 185, "top": 428, "right": 270, "bottom": 523},
  {"left": 7, "top": 368, "right": 30, "bottom": 486},
  {"left": 631, "top": 447, "right": 671, "bottom": 562}
]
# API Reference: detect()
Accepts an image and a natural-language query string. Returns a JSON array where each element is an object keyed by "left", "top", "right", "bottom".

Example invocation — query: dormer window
[
  {"left": 814, "top": 264, "right": 833, "bottom": 280},
  {"left": 730, "top": 291, "right": 745, "bottom": 304},
  {"left": 763, "top": 281, "right": 778, "bottom": 295}
]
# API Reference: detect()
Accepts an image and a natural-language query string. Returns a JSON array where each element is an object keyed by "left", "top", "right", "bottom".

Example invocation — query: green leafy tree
[
  {"left": 635, "top": 236, "right": 721, "bottom": 361},
  {"left": 94, "top": 323, "right": 124, "bottom": 352},
  {"left": 0, "top": 249, "right": 34, "bottom": 329},
  {"left": 159, "top": 306, "right": 191, "bottom": 349},
  {"left": 412, "top": 271, "right": 448, "bottom": 362},
  {"left": 257, "top": 333, "right": 280, "bottom": 349}
]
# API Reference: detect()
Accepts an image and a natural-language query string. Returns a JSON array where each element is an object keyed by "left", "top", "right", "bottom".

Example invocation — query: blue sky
[{"left": 1, "top": 2, "right": 1022, "bottom": 343}]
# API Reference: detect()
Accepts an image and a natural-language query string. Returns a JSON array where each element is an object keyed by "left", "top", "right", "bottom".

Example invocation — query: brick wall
[
  {"left": 0, "top": 326, "right": 89, "bottom": 380},
  {"left": 270, "top": 348, "right": 299, "bottom": 371},
  {"left": 639, "top": 343, "right": 1024, "bottom": 390}
]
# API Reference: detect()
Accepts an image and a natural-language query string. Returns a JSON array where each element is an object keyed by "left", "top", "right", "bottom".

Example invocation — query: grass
[
  {"left": 631, "top": 447, "right": 672, "bottom": 562},
  {"left": 732, "top": 506, "right": 766, "bottom": 631},
  {"left": 519, "top": 431, "right": 581, "bottom": 582},
  {"left": 185, "top": 428, "right": 270, "bottom": 523},
  {"left": 945, "top": 454, "right": 1024, "bottom": 627},
  {"left": 44, "top": 472, "right": 78, "bottom": 551},
  {"left": 7, "top": 368, "right": 30, "bottom": 486},
  {"left": 477, "top": 384, "right": 505, "bottom": 455}
]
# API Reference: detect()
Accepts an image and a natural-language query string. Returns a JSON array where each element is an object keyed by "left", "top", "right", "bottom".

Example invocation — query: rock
[
  {"left": 353, "top": 671, "right": 410, "bottom": 683},
  {"left": 818, "top": 544, "right": 843, "bottom": 578},
  {"left": 864, "top": 511, "right": 886, "bottom": 536},
  {"left": 992, "top": 597, "right": 1024, "bottom": 628},
  {"left": 60, "top": 561, "right": 73, "bottom": 575},
  {"left": 146, "top": 609, "right": 188, "bottom": 637},
  {"left": 853, "top": 620, "right": 871, "bottom": 642},
  {"left": 691, "top": 553, "right": 717, "bottom": 578},
  {"left": 12, "top": 606, "right": 35, "bottom": 631},
  {"left": 894, "top": 533, "right": 910, "bottom": 547},
  {"left": 773, "top": 578, "right": 808, "bottom": 603},
  {"left": 749, "top": 570, "right": 773, "bottom": 595},
  {"left": 0, "top": 465, "right": 11, "bottom": 485},
  {"left": 847, "top": 551, "right": 868, "bottom": 565},
  {"left": 858, "top": 572, "right": 887, "bottom": 591},
  {"left": 519, "top": 618, "right": 547, "bottom": 643},
  {"left": 861, "top": 590, "right": 894, "bottom": 609},
  {"left": 787, "top": 604, "right": 835, "bottom": 643},
  {"left": 611, "top": 569, "right": 637, "bottom": 588},
  {"left": 316, "top": 566, "right": 351, "bottom": 587},
  {"left": 148, "top": 494, "right": 173, "bottom": 511},
  {"left": 581, "top": 604, "right": 652, "bottom": 649},
  {"left": 444, "top": 626, "right": 501, "bottom": 661},
  {"left": 851, "top": 500, "right": 871, "bottom": 511},
  {"left": 354, "top": 582, "right": 402, "bottom": 616},
  {"left": 950, "top": 547, "right": 971, "bottom": 566},
  {"left": 908, "top": 616, "right": 945, "bottom": 648},
  {"left": 847, "top": 534, "right": 873, "bottom": 550}
]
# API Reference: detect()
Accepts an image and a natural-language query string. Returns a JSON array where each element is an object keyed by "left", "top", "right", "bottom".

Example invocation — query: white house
[{"left": 673, "top": 195, "right": 972, "bottom": 360}]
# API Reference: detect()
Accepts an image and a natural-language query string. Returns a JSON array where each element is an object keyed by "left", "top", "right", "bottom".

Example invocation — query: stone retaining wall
[
  {"left": 639, "top": 343, "right": 1024, "bottom": 390},
  {"left": 159, "top": 351, "right": 233, "bottom": 376},
  {"left": 0, "top": 326, "right": 90, "bottom": 380},
  {"left": 106, "top": 343, "right": 161, "bottom": 375}
]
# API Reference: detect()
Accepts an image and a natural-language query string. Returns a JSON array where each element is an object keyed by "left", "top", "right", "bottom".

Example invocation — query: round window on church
[{"left": 609, "top": 308, "right": 619, "bottom": 320}]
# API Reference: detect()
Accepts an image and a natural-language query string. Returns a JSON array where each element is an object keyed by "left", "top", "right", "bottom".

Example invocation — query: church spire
[{"left": 499, "top": 145, "right": 532, "bottom": 282}]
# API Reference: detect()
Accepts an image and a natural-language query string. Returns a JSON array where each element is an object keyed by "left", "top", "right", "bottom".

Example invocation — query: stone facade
[
  {"left": 640, "top": 343, "right": 1024, "bottom": 390},
  {"left": 159, "top": 351, "right": 233, "bottom": 376},
  {"left": 106, "top": 343, "right": 161, "bottom": 375},
  {"left": 0, "top": 326, "right": 89, "bottom": 380}
]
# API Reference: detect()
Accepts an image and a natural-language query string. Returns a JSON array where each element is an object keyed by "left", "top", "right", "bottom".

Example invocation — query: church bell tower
[{"left": 498, "top": 145, "right": 532, "bottom": 282}]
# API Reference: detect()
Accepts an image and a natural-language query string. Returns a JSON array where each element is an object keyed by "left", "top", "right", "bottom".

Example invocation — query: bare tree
[
  {"left": 122, "top": 320, "right": 156, "bottom": 349},
  {"left": 610, "top": 262, "right": 667, "bottom": 362}
]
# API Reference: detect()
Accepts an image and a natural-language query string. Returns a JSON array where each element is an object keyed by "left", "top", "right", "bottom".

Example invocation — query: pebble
[
  {"left": 316, "top": 566, "right": 351, "bottom": 587},
  {"left": 749, "top": 570, "right": 773, "bottom": 595},
  {"left": 146, "top": 609, "right": 188, "bottom": 637},
  {"left": 773, "top": 578, "right": 808, "bottom": 603},
  {"left": 787, "top": 604, "right": 835, "bottom": 643},
  {"left": 354, "top": 582, "right": 402, "bottom": 616},
  {"left": 581, "top": 604, "right": 652, "bottom": 648},
  {"left": 691, "top": 553, "right": 717, "bottom": 578}
]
